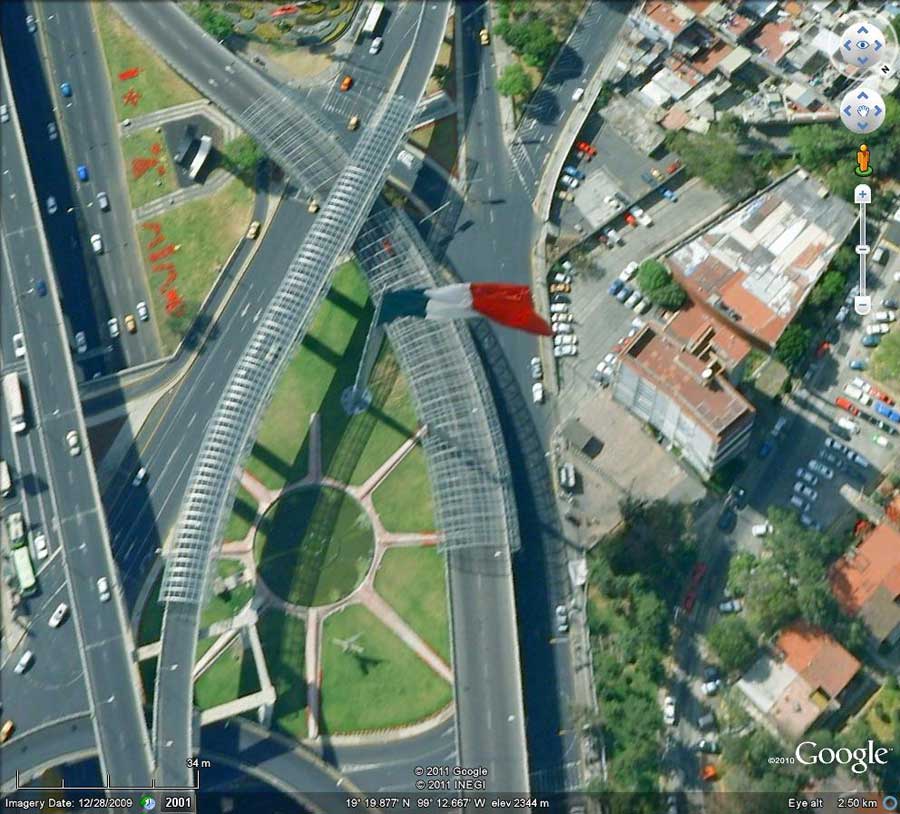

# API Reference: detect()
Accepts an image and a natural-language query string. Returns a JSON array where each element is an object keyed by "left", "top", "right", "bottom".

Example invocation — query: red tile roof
[
  {"left": 776, "top": 622, "right": 860, "bottom": 700},
  {"left": 692, "top": 40, "right": 735, "bottom": 75},
  {"left": 666, "top": 301, "right": 752, "bottom": 370},
  {"left": 753, "top": 19, "right": 800, "bottom": 63},
  {"left": 831, "top": 524, "right": 900, "bottom": 614},
  {"left": 645, "top": 0, "right": 691, "bottom": 35}
]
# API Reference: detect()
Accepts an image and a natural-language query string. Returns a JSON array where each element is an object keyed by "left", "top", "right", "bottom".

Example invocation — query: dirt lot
[{"left": 560, "top": 388, "right": 705, "bottom": 542}]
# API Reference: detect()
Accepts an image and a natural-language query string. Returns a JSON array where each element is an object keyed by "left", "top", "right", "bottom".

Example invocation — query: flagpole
[{"left": 341, "top": 297, "right": 385, "bottom": 415}]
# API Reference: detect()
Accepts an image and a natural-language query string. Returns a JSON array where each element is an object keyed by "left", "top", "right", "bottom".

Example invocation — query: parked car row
[{"left": 550, "top": 260, "right": 578, "bottom": 358}]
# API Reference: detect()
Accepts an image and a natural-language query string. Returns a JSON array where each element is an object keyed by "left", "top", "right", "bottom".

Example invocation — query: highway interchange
[{"left": 0, "top": 0, "right": 632, "bottom": 804}]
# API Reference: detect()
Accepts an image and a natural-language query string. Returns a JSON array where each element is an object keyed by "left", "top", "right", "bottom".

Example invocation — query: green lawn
[
  {"left": 137, "top": 178, "right": 254, "bottom": 353},
  {"left": 193, "top": 638, "right": 261, "bottom": 711},
  {"left": 246, "top": 261, "right": 371, "bottom": 491},
  {"left": 372, "top": 445, "right": 435, "bottom": 532},
  {"left": 870, "top": 333, "right": 900, "bottom": 394},
  {"left": 138, "top": 573, "right": 164, "bottom": 646},
  {"left": 223, "top": 485, "right": 259, "bottom": 543},
  {"left": 93, "top": 3, "right": 199, "bottom": 121},
  {"left": 345, "top": 347, "right": 419, "bottom": 486},
  {"left": 217, "top": 558, "right": 245, "bottom": 579},
  {"left": 257, "top": 610, "right": 308, "bottom": 739},
  {"left": 200, "top": 581, "right": 255, "bottom": 630},
  {"left": 196, "top": 636, "right": 219, "bottom": 664},
  {"left": 121, "top": 130, "right": 178, "bottom": 209},
  {"left": 255, "top": 486, "right": 374, "bottom": 607},
  {"left": 866, "top": 681, "right": 900, "bottom": 742},
  {"left": 374, "top": 547, "right": 450, "bottom": 663},
  {"left": 320, "top": 604, "right": 452, "bottom": 733}
]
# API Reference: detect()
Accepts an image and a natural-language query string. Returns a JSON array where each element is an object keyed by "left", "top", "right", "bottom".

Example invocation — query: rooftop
[
  {"left": 666, "top": 171, "right": 856, "bottom": 345},
  {"left": 665, "top": 300, "right": 752, "bottom": 370},
  {"left": 831, "top": 524, "right": 900, "bottom": 641},
  {"left": 775, "top": 622, "right": 861, "bottom": 700},
  {"left": 644, "top": 0, "right": 696, "bottom": 36},
  {"left": 692, "top": 39, "right": 735, "bottom": 75},
  {"left": 753, "top": 19, "right": 801, "bottom": 63},
  {"left": 621, "top": 325, "right": 754, "bottom": 439}
]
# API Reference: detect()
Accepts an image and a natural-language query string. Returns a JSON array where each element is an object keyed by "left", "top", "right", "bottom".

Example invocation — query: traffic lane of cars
[{"left": 38, "top": 1, "right": 158, "bottom": 368}]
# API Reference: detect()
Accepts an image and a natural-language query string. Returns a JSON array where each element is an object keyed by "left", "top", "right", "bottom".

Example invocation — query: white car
[
  {"left": 605, "top": 227, "right": 623, "bottom": 245},
  {"left": 33, "top": 533, "right": 48, "bottom": 561},
  {"left": 851, "top": 376, "right": 870, "bottom": 392},
  {"left": 133, "top": 466, "right": 147, "bottom": 486},
  {"left": 0, "top": 104, "right": 9, "bottom": 124},
  {"left": 554, "top": 335, "right": 578, "bottom": 347},
  {"left": 718, "top": 599, "right": 743, "bottom": 614},
  {"left": 14, "top": 651, "right": 34, "bottom": 675},
  {"left": 369, "top": 36, "right": 383, "bottom": 54},
  {"left": 90, "top": 233, "right": 103, "bottom": 255},
  {"left": 795, "top": 468, "right": 818, "bottom": 486},
  {"left": 136, "top": 301, "right": 149, "bottom": 321},
  {"left": 629, "top": 205, "right": 653, "bottom": 226},
  {"left": 571, "top": 87, "right": 585, "bottom": 102},
  {"left": 875, "top": 311, "right": 897, "bottom": 323},
  {"left": 553, "top": 322, "right": 573, "bottom": 334},
  {"left": 551, "top": 312, "right": 573, "bottom": 323},
  {"left": 634, "top": 299, "right": 651, "bottom": 315},
  {"left": 866, "top": 322, "right": 890, "bottom": 335},
  {"left": 793, "top": 482, "right": 818, "bottom": 501},
  {"left": 553, "top": 344, "right": 577, "bottom": 357},
  {"left": 549, "top": 302, "right": 569, "bottom": 314},
  {"left": 663, "top": 695, "right": 676, "bottom": 725},
  {"left": 835, "top": 305, "right": 849, "bottom": 323},
  {"left": 66, "top": 430, "right": 81, "bottom": 457},
  {"left": 553, "top": 273, "right": 572, "bottom": 285},
  {"left": 397, "top": 150, "right": 415, "bottom": 169},
  {"left": 555, "top": 603, "right": 569, "bottom": 632},
  {"left": 593, "top": 362, "right": 611, "bottom": 382},
  {"left": 26, "top": 13, "right": 36, "bottom": 33},
  {"left": 12, "top": 333, "right": 25, "bottom": 359},
  {"left": 46, "top": 196, "right": 57, "bottom": 215},
  {"left": 618, "top": 261, "right": 639, "bottom": 282},
  {"left": 625, "top": 291, "right": 642, "bottom": 309},
  {"left": 532, "top": 382, "right": 545, "bottom": 404},
  {"left": 530, "top": 356, "right": 543, "bottom": 380},
  {"left": 108, "top": 318, "right": 119, "bottom": 338},
  {"left": 604, "top": 194, "right": 623, "bottom": 212},
  {"left": 807, "top": 460, "right": 834, "bottom": 479},
  {"left": 751, "top": 522, "right": 771, "bottom": 537},
  {"left": 97, "top": 577, "right": 111, "bottom": 602},
  {"left": 47, "top": 122, "right": 58, "bottom": 140},
  {"left": 97, "top": 191, "right": 110, "bottom": 211},
  {"left": 559, "top": 175, "right": 579, "bottom": 189},
  {"left": 49, "top": 603, "right": 68, "bottom": 628},
  {"left": 75, "top": 331, "right": 87, "bottom": 354}
]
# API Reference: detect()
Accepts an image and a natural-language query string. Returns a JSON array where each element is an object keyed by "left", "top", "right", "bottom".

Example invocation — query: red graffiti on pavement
[
  {"left": 142, "top": 223, "right": 186, "bottom": 318},
  {"left": 123, "top": 88, "right": 142, "bottom": 107},
  {"left": 118, "top": 67, "right": 141, "bottom": 81}
]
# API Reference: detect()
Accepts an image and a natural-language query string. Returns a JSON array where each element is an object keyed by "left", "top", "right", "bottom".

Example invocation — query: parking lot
[{"left": 552, "top": 179, "right": 728, "bottom": 419}]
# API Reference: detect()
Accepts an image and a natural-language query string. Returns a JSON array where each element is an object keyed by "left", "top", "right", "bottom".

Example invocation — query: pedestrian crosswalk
[{"left": 320, "top": 72, "right": 388, "bottom": 122}]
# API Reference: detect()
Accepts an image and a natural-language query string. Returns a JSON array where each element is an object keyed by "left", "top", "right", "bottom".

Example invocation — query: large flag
[{"left": 379, "top": 283, "right": 552, "bottom": 336}]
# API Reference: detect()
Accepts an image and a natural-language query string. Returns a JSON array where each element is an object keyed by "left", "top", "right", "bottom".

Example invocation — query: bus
[
  {"left": 11, "top": 546, "right": 37, "bottom": 597},
  {"left": 2, "top": 372, "right": 26, "bottom": 434},
  {"left": 362, "top": 1, "right": 383, "bottom": 35}
]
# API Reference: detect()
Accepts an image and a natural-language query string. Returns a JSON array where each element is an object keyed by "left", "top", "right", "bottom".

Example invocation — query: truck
[
  {"left": 6, "top": 512, "right": 25, "bottom": 548},
  {"left": 2, "top": 373, "right": 26, "bottom": 433},
  {"left": 362, "top": 1, "right": 383, "bottom": 36}
]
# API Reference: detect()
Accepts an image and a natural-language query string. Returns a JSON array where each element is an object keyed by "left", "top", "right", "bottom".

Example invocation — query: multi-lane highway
[{"left": 0, "top": 45, "right": 153, "bottom": 786}]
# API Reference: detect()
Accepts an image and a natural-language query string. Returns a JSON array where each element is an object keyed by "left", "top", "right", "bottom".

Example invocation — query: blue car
[
  {"left": 758, "top": 439, "right": 774, "bottom": 459},
  {"left": 616, "top": 285, "right": 632, "bottom": 303},
  {"left": 60, "top": 82, "right": 72, "bottom": 98},
  {"left": 890, "top": 410, "right": 900, "bottom": 423},
  {"left": 875, "top": 400, "right": 892, "bottom": 417},
  {"left": 563, "top": 165, "right": 586, "bottom": 181},
  {"left": 662, "top": 187, "right": 678, "bottom": 202},
  {"left": 608, "top": 279, "right": 624, "bottom": 296},
  {"left": 35, "top": 279, "right": 47, "bottom": 297},
  {"left": 849, "top": 359, "right": 867, "bottom": 370},
  {"left": 77, "top": 165, "right": 89, "bottom": 182},
  {"left": 862, "top": 334, "right": 880, "bottom": 348}
]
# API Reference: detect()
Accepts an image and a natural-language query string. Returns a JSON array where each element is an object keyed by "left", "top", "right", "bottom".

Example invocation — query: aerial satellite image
[{"left": 1, "top": 1, "right": 899, "bottom": 812}]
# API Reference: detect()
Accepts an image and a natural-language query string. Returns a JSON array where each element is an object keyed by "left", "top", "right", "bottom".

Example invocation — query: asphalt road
[
  {"left": 1, "top": 1, "right": 120, "bottom": 381},
  {"left": 0, "top": 49, "right": 153, "bottom": 786},
  {"left": 36, "top": 0, "right": 158, "bottom": 365}
]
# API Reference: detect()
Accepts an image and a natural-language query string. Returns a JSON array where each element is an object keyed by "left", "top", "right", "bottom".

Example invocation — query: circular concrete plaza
[{"left": 254, "top": 485, "right": 375, "bottom": 608}]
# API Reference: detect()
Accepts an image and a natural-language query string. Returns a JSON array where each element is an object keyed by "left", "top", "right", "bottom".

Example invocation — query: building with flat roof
[
  {"left": 738, "top": 622, "right": 861, "bottom": 740},
  {"left": 666, "top": 170, "right": 856, "bottom": 348},
  {"left": 830, "top": 524, "right": 900, "bottom": 648},
  {"left": 613, "top": 325, "right": 755, "bottom": 478}
]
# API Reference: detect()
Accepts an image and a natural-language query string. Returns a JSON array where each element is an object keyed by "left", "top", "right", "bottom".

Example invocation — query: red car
[
  {"left": 576, "top": 140, "right": 597, "bottom": 157},
  {"left": 596, "top": 233, "right": 609, "bottom": 246},
  {"left": 690, "top": 562, "right": 708, "bottom": 586},
  {"left": 870, "top": 387, "right": 895, "bottom": 405},
  {"left": 381, "top": 237, "right": 395, "bottom": 256},
  {"left": 682, "top": 591, "right": 697, "bottom": 612},
  {"left": 623, "top": 212, "right": 637, "bottom": 227},
  {"left": 667, "top": 159, "right": 682, "bottom": 174},
  {"left": 816, "top": 341, "right": 830, "bottom": 358},
  {"left": 835, "top": 396, "right": 860, "bottom": 416}
]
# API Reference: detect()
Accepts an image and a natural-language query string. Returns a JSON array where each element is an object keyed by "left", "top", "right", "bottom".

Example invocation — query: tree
[
  {"left": 221, "top": 135, "right": 264, "bottom": 184},
  {"left": 431, "top": 64, "right": 452, "bottom": 91},
  {"left": 496, "top": 63, "right": 533, "bottom": 102},
  {"left": 775, "top": 323, "right": 811, "bottom": 370},
  {"left": 726, "top": 551, "right": 756, "bottom": 598},
  {"left": 707, "top": 616, "right": 758, "bottom": 673},
  {"left": 196, "top": 2, "right": 233, "bottom": 40},
  {"left": 809, "top": 270, "right": 846, "bottom": 309},
  {"left": 636, "top": 259, "right": 687, "bottom": 310},
  {"left": 670, "top": 125, "right": 765, "bottom": 198},
  {"left": 746, "top": 560, "right": 799, "bottom": 636}
]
